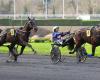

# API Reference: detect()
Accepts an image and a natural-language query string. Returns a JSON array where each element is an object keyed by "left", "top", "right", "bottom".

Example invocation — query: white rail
[{"left": 0, "top": 14, "right": 100, "bottom": 20}]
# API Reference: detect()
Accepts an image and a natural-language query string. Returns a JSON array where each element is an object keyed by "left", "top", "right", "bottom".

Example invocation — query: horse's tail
[
  {"left": 67, "top": 37, "right": 75, "bottom": 51},
  {"left": 0, "top": 29, "right": 3, "bottom": 33}
]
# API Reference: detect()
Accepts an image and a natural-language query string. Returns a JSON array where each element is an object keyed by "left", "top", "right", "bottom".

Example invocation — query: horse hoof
[
  {"left": 34, "top": 51, "right": 37, "bottom": 55},
  {"left": 13, "top": 60, "right": 18, "bottom": 63},
  {"left": 6, "top": 60, "right": 14, "bottom": 63},
  {"left": 69, "top": 52, "right": 74, "bottom": 54},
  {"left": 6, "top": 59, "right": 17, "bottom": 63},
  {"left": 6, "top": 60, "right": 10, "bottom": 63},
  {"left": 52, "top": 60, "right": 60, "bottom": 64}
]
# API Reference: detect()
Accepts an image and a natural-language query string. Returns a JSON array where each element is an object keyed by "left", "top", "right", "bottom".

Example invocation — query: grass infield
[{"left": 0, "top": 43, "right": 99, "bottom": 57}]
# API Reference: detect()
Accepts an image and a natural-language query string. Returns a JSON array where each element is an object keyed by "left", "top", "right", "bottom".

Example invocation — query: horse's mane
[{"left": 24, "top": 21, "right": 29, "bottom": 28}]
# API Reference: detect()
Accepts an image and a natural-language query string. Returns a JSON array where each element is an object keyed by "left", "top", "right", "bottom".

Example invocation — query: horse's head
[
  {"left": 25, "top": 17, "right": 38, "bottom": 32},
  {"left": 62, "top": 36, "right": 75, "bottom": 51}
]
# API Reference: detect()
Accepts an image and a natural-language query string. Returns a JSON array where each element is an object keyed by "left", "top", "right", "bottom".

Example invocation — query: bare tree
[
  {"left": 23, "top": 5, "right": 28, "bottom": 14},
  {"left": 88, "top": 0, "right": 94, "bottom": 14},
  {"left": 70, "top": 0, "right": 77, "bottom": 13},
  {"left": 0, "top": 0, "right": 13, "bottom": 14},
  {"left": 36, "top": 1, "right": 44, "bottom": 14}
]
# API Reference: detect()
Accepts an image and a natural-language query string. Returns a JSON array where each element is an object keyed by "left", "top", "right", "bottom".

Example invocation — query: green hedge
[
  {"left": 81, "top": 20, "right": 100, "bottom": 26},
  {"left": 29, "top": 38, "right": 51, "bottom": 43},
  {"left": 0, "top": 19, "right": 12, "bottom": 26},
  {"left": 0, "top": 19, "right": 100, "bottom": 26},
  {"left": 36, "top": 19, "right": 81, "bottom": 26}
]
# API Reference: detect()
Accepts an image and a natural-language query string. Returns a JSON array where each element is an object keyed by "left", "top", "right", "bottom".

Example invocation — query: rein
[
  {"left": 69, "top": 26, "right": 72, "bottom": 32},
  {"left": 17, "top": 29, "right": 30, "bottom": 33},
  {"left": 16, "top": 29, "right": 31, "bottom": 38},
  {"left": 16, "top": 21, "right": 33, "bottom": 34}
]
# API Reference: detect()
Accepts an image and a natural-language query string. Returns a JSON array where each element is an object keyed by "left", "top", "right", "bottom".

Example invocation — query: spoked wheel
[
  {"left": 76, "top": 47, "right": 87, "bottom": 63},
  {"left": 50, "top": 45, "right": 61, "bottom": 64}
]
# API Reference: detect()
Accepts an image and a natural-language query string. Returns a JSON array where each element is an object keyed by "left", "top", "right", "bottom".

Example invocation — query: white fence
[
  {"left": 0, "top": 14, "right": 100, "bottom": 20},
  {"left": 0, "top": 0, "right": 100, "bottom": 20}
]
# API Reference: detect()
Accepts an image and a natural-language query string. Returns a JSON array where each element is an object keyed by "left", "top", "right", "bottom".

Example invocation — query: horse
[
  {"left": 63, "top": 26, "right": 100, "bottom": 57},
  {"left": 0, "top": 17, "right": 38, "bottom": 62},
  {"left": 0, "top": 28, "right": 37, "bottom": 55}
]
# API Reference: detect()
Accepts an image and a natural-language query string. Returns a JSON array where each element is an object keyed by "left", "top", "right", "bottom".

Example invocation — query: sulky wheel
[
  {"left": 76, "top": 47, "right": 87, "bottom": 63},
  {"left": 50, "top": 45, "right": 61, "bottom": 64}
]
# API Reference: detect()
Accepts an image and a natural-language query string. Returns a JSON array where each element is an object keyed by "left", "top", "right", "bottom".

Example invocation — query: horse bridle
[{"left": 17, "top": 20, "right": 36, "bottom": 33}]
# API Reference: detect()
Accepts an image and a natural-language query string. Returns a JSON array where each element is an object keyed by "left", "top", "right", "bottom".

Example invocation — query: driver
[{"left": 52, "top": 26, "right": 70, "bottom": 46}]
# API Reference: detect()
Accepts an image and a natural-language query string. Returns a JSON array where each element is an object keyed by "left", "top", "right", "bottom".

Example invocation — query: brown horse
[
  {"left": 0, "top": 28, "right": 37, "bottom": 55},
  {"left": 63, "top": 26, "right": 100, "bottom": 56},
  {"left": 0, "top": 17, "right": 38, "bottom": 62}
]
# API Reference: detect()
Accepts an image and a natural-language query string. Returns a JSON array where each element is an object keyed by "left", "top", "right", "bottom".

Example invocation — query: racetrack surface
[{"left": 0, "top": 54, "right": 100, "bottom": 80}]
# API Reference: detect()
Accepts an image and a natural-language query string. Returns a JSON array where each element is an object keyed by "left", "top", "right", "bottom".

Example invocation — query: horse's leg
[
  {"left": 7, "top": 44, "right": 17, "bottom": 62},
  {"left": 4, "top": 45, "right": 11, "bottom": 56},
  {"left": 69, "top": 45, "right": 77, "bottom": 54},
  {"left": 6, "top": 44, "right": 17, "bottom": 56},
  {"left": 13, "top": 46, "right": 19, "bottom": 61},
  {"left": 17, "top": 46, "right": 25, "bottom": 56},
  {"left": 91, "top": 45, "right": 96, "bottom": 56},
  {"left": 9, "top": 45, "right": 19, "bottom": 62},
  {"left": 69, "top": 44, "right": 81, "bottom": 54},
  {"left": 7, "top": 45, "right": 12, "bottom": 61},
  {"left": 15, "top": 45, "right": 18, "bottom": 53},
  {"left": 27, "top": 44, "right": 37, "bottom": 54}
]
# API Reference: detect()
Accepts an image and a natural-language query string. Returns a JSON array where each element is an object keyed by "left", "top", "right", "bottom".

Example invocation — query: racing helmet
[{"left": 53, "top": 26, "right": 59, "bottom": 32}]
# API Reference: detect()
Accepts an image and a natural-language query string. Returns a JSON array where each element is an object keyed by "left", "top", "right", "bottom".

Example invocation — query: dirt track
[{"left": 0, "top": 54, "right": 100, "bottom": 80}]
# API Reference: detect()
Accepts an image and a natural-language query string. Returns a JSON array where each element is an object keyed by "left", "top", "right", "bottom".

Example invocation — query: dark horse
[
  {"left": 0, "top": 28, "right": 37, "bottom": 55},
  {"left": 63, "top": 27, "right": 100, "bottom": 56},
  {"left": 0, "top": 17, "right": 38, "bottom": 62}
]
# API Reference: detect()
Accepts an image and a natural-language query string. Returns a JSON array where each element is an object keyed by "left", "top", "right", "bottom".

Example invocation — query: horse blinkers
[{"left": 28, "top": 17, "right": 38, "bottom": 32}]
